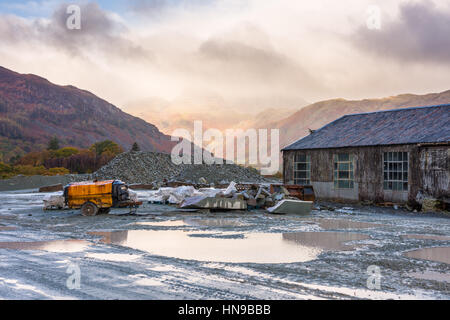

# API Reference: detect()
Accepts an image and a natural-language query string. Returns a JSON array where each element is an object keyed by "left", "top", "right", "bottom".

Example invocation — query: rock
[
  {"left": 38, "top": 184, "right": 63, "bottom": 192},
  {"left": 198, "top": 177, "right": 207, "bottom": 184}
]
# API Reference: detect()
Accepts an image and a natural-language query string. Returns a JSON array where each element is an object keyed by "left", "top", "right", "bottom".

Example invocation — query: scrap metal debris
[{"left": 145, "top": 181, "right": 315, "bottom": 214}]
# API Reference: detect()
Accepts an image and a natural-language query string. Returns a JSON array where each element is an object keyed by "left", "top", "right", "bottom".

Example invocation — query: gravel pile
[{"left": 93, "top": 151, "right": 272, "bottom": 184}]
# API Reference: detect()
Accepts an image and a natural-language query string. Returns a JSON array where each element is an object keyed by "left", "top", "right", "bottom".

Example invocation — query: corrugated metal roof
[{"left": 282, "top": 104, "right": 450, "bottom": 151}]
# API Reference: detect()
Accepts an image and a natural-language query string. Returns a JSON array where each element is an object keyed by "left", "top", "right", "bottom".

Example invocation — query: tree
[
  {"left": 90, "top": 140, "right": 123, "bottom": 156},
  {"left": 47, "top": 136, "right": 60, "bottom": 150},
  {"left": 131, "top": 142, "right": 140, "bottom": 152},
  {"left": 53, "top": 147, "right": 79, "bottom": 158}
]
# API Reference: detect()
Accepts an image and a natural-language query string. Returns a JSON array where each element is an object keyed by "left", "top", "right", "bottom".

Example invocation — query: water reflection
[
  {"left": 89, "top": 229, "right": 369, "bottom": 263},
  {"left": 402, "top": 234, "right": 450, "bottom": 241},
  {"left": 404, "top": 247, "right": 450, "bottom": 265},
  {"left": 0, "top": 226, "right": 15, "bottom": 231},
  {"left": 0, "top": 239, "right": 89, "bottom": 252},
  {"left": 136, "top": 220, "right": 186, "bottom": 227},
  {"left": 315, "top": 219, "right": 384, "bottom": 230},
  {"left": 89, "top": 230, "right": 128, "bottom": 245},
  {"left": 187, "top": 219, "right": 245, "bottom": 228},
  {"left": 408, "top": 271, "right": 450, "bottom": 283},
  {"left": 283, "top": 232, "right": 370, "bottom": 251}
]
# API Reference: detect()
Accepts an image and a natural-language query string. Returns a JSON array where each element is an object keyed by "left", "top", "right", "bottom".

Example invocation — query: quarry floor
[{"left": 0, "top": 189, "right": 449, "bottom": 300}]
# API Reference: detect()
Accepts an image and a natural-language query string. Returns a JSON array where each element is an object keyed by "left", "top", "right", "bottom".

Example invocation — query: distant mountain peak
[{"left": 275, "top": 89, "right": 450, "bottom": 149}]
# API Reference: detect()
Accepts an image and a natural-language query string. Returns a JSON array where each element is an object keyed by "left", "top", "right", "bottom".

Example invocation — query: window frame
[
  {"left": 333, "top": 153, "right": 354, "bottom": 189},
  {"left": 293, "top": 154, "right": 311, "bottom": 185},
  {"left": 383, "top": 151, "right": 408, "bottom": 192}
]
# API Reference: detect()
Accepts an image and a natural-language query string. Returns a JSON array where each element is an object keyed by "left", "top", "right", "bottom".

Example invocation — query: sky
[{"left": 0, "top": 0, "right": 449, "bottom": 134}]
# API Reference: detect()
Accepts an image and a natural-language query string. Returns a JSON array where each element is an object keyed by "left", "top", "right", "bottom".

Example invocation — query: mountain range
[
  {"left": 0, "top": 65, "right": 449, "bottom": 164},
  {"left": 272, "top": 90, "right": 450, "bottom": 149}
]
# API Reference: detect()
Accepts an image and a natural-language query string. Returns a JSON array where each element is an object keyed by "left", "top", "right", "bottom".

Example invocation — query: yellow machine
[{"left": 64, "top": 180, "right": 141, "bottom": 216}]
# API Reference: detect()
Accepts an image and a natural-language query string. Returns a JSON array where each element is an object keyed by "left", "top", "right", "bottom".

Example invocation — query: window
[
  {"left": 334, "top": 153, "right": 354, "bottom": 189},
  {"left": 383, "top": 152, "right": 408, "bottom": 191},
  {"left": 294, "top": 154, "right": 311, "bottom": 185}
]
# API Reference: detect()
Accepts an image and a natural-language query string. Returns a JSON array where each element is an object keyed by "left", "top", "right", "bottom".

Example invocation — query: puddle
[
  {"left": 137, "top": 219, "right": 245, "bottom": 228},
  {"left": 404, "top": 247, "right": 450, "bottom": 265},
  {"left": 402, "top": 234, "right": 450, "bottom": 241},
  {"left": 89, "top": 230, "right": 368, "bottom": 263},
  {"left": 89, "top": 231, "right": 129, "bottom": 244},
  {"left": 315, "top": 219, "right": 384, "bottom": 230},
  {"left": 0, "top": 239, "right": 90, "bottom": 252},
  {"left": 408, "top": 271, "right": 450, "bottom": 283},
  {"left": 282, "top": 232, "right": 370, "bottom": 251},
  {"left": 187, "top": 218, "right": 245, "bottom": 228},
  {"left": 0, "top": 226, "right": 15, "bottom": 231},
  {"left": 136, "top": 220, "right": 186, "bottom": 227}
]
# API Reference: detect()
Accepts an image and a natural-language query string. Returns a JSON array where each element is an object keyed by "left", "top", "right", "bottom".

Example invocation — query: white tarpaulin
[{"left": 43, "top": 193, "right": 65, "bottom": 210}]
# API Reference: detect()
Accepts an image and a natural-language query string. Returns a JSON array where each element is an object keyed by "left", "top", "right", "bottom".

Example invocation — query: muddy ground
[{"left": 0, "top": 189, "right": 449, "bottom": 300}]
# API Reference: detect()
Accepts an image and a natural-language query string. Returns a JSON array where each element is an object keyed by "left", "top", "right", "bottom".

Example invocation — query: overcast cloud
[
  {"left": 353, "top": 0, "right": 450, "bottom": 63},
  {"left": 0, "top": 0, "right": 449, "bottom": 134}
]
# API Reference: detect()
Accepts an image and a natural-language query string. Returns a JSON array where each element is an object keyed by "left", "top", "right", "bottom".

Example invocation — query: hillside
[
  {"left": 0, "top": 66, "right": 175, "bottom": 161},
  {"left": 273, "top": 90, "right": 450, "bottom": 149}
]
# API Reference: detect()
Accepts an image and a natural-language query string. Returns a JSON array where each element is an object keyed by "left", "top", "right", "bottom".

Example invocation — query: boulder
[{"left": 39, "top": 184, "right": 63, "bottom": 192}]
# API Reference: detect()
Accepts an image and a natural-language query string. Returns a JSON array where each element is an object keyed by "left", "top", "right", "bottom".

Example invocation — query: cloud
[
  {"left": 128, "top": 0, "right": 216, "bottom": 15},
  {"left": 352, "top": 0, "right": 450, "bottom": 63},
  {"left": 0, "top": 2, "right": 152, "bottom": 60},
  {"left": 193, "top": 23, "right": 325, "bottom": 102},
  {"left": 2, "top": 0, "right": 450, "bottom": 130}
]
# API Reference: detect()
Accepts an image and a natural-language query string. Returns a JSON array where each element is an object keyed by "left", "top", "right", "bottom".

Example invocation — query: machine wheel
[
  {"left": 98, "top": 208, "right": 111, "bottom": 214},
  {"left": 81, "top": 202, "right": 99, "bottom": 216}
]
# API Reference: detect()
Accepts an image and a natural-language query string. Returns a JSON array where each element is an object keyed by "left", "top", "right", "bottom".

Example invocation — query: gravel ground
[
  {"left": 0, "top": 174, "right": 90, "bottom": 192},
  {"left": 0, "top": 189, "right": 449, "bottom": 300}
]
